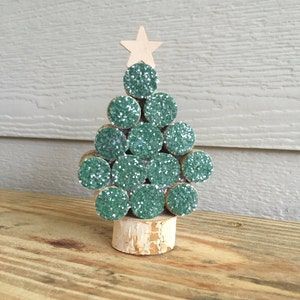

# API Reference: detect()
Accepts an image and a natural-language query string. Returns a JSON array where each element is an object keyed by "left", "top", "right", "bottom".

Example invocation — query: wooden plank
[
  {"left": 0, "top": 189, "right": 299, "bottom": 299},
  {"left": 1, "top": 137, "right": 299, "bottom": 221},
  {"left": 0, "top": 0, "right": 300, "bottom": 149}
]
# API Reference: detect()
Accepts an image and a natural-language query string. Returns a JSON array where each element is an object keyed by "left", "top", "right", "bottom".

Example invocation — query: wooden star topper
[{"left": 120, "top": 26, "right": 162, "bottom": 68}]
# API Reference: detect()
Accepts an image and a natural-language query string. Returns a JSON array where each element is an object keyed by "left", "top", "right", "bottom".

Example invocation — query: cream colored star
[{"left": 120, "top": 26, "right": 162, "bottom": 68}]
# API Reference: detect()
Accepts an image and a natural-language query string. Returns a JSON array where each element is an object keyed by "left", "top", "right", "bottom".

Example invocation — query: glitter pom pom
[
  {"left": 107, "top": 96, "right": 141, "bottom": 129},
  {"left": 112, "top": 155, "right": 146, "bottom": 191},
  {"left": 95, "top": 186, "right": 130, "bottom": 220},
  {"left": 130, "top": 185, "right": 165, "bottom": 219},
  {"left": 123, "top": 62, "right": 158, "bottom": 99},
  {"left": 95, "top": 126, "right": 128, "bottom": 161},
  {"left": 166, "top": 183, "right": 198, "bottom": 216},
  {"left": 128, "top": 123, "right": 163, "bottom": 159},
  {"left": 147, "top": 153, "right": 180, "bottom": 188},
  {"left": 78, "top": 155, "right": 110, "bottom": 190},
  {"left": 144, "top": 92, "right": 177, "bottom": 128},
  {"left": 164, "top": 122, "right": 195, "bottom": 155},
  {"left": 182, "top": 151, "right": 213, "bottom": 183}
]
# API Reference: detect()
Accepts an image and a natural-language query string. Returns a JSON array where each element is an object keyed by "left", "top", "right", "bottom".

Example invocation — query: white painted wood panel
[
  {"left": 0, "top": 0, "right": 300, "bottom": 149},
  {"left": 0, "top": 138, "right": 299, "bottom": 221}
]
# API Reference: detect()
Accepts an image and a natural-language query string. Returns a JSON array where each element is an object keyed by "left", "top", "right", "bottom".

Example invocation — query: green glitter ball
[
  {"left": 182, "top": 151, "right": 213, "bottom": 183},
  {"left": 95, "top": 186, "right": 130, "bottom": 220},
  {"left": 78, "top": 156, "right": 110, "bottom": 190},
  {"left": 128, "top": 123, "right": 163, "bottom": 159},
  {"left": 130, "top": 185, "right": 165, "bottom": 219},
  {"left": 164, "top": 122, "right": 195, "bottom": 155},
  {"left": 147, "top": 153, "right": 180, "bottom": 188},
  {"left": 107, "top": 96, "right": 141, "bottom": 129},
  {"left": 95, "top": 126, "right": 128, "bottom": 161},
  {"left": 144, "top": 92, "right": 177, "bottom": 128},
  {"left": 112, "top": 155, "right": 146, "bottom": 191},
  {"left": 166, "top": 183, "right": 198, "bottom": 216},
  {"left": 123, "top": 62, "right": 158, "bottom": 99}
]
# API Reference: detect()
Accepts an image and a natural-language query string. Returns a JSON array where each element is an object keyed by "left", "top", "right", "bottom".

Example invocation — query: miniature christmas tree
[{"left": 78, "top": 26, "right": 213, "bottom": 255}]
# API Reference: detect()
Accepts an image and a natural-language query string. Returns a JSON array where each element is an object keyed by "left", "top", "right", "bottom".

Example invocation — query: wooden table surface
[{"left": 0, "top": 190, "right": 299, "bottom": 300}]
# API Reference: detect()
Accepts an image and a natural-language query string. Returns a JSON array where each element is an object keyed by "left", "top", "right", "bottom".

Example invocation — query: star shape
[{"left": 120, "top": 26, "right": 162, "bottom": 68}]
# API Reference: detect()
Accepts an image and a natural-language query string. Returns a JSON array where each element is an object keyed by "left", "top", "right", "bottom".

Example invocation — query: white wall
[
  {"left": 0, "top": 1, "right": 299, "bottom": 220},
  {"left": 1, "top": 0, "right": 299, "bottom": 149},
  {"left": 1, "top": 138, "right": 299, "bottom": 221}
]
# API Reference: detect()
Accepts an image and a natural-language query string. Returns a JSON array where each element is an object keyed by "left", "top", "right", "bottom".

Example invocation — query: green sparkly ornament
[
  {"left": 130, "top": 185, "right": 165, "bottom": 219},
  {"left": 95, "top": 186, "right": 130, "bottom": 220},
  {"left": 147, "top": 153, "right": 180, "bottom": 188},
  {"left": 112, "top": 155, "right": 146, "bottom": 191},
  {"left": 95, "top": 126, "right": 128, "bottom": 161},
  {"left": 78, "top": 155, "right": 110, "bottom": 190},
  {"left": 107, "top": 96, "right": 141, "bottom": 129},
  {"left": 144, "top": 92, "right": 177, "bottom": 128},
  {"left": 123, "top": 62, "right": 158, "bottom": 99},
  {"left": 182, "top": 151, "right": 213, "bottom": 183},
  {"left": 164, "top": 122, "right": 195, "bottom": 155},
  {"left": 166, "top": 183, "right": 198, "bottom": 216},
  {"left": 128, "top": 123, "right": 163, "bottom": 159}
]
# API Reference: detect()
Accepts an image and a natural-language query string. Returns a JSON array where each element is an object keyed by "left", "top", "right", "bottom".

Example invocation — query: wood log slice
[{"left": 112, "top": 213, "right": 177, "bottom": 255}]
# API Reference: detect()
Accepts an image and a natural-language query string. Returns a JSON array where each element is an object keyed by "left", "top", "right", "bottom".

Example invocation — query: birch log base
[
  {"left": 0, "top": 189, "right": 299, "bottom": 300},
  {"left": 112, "top": 213, "right": 177, "bottom": 255}
]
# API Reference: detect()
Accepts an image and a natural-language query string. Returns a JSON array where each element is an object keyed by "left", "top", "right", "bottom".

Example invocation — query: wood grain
[
  {"left": 112, "top": 214, "right": 176, "bottom": 255},
  {"left": 0, "top": 189, "right": 299, "bottom": 299},
  {"left": 0, "top": 0, "right": 300, "bottom": 149}
]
